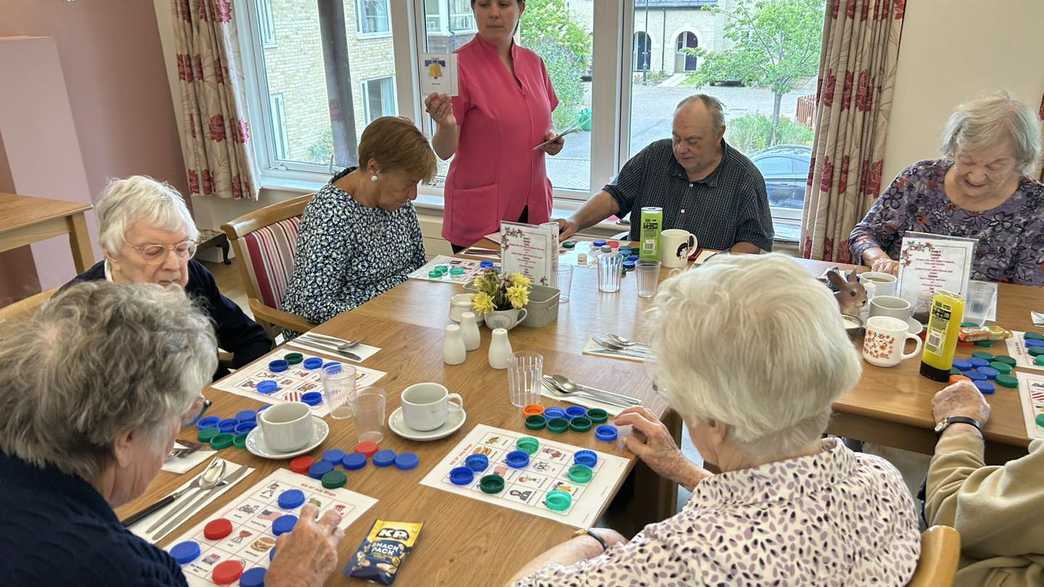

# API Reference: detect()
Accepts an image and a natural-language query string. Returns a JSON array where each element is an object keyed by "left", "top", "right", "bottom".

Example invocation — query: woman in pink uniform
[{"left": 425, "top": 0, "right": 563, "bottom": 251}]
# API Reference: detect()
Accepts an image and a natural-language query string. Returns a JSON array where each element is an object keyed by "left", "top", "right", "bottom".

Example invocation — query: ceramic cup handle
[
  {"left": 514, "top": 309, "right": 528, "bottom": 327},
  {"left": 901, "top": 334, "right": 923, "bottom": 361},
  {"left": 447, "top": 393, "right": 464, "bottom": 412}
]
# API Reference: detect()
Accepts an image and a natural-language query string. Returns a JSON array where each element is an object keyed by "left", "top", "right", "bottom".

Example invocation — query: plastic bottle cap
[
  {"left": 974, "top": 380, "right": 996, "bottom": 395},
  {"left": 322, "top": 449, "right": 346, "bottom": 463},
  {"left": 235, "top": 410, "right": 257, "bottom": 423},
  {"left": 284, "top": 352, "right": 303, "bottom": 364},
  {"left": 195, "top": 416, "right": 221, "bottom": 430},
  {"left": 256, "top": 380, "right": 279, "bottom": 394},
  {"left": 394, "top": 452, "right": 420, "bottom": 470},
  {"left": 564, "top": 406, "right": 588, "bottom": 419},
  {"left": 593, "top": 240, "right": 607, "bottom": 247},
  {"left": 522, "top": 404, "right": 545, "bottom": 417},
  {"left": 547, "top": 417, "right": 570, "bottom": 433},
  {"left": 587, "top": 408, "right": 609, "bottom": 423},
  {"left": 278, "top": 489, "right": 305, "bottom": 509},
  {"left": 170, "top": 540, "right": 201, "bottom": 565},
  {"left": 355, "top": 441, "right": 379, "bottom": 457},
  {"left": 996, "top": 374, "right": 1018, "bottom": 388},
  {"left": 321, "top": 469, "right": 347, "bottom": 489},
  {"left": 479, "top": 474, "right": 505, "bottom": 494},
  {"left": 569, "top": 416, "right": 593, "bottom": 432},
  {"left": 1036, "top": 414, "right": 1044, "bottom": 428},
  {"left": 568, "top": 464, "right": 593, "bottom": 483},
  {"left": 218, "top": 419, "right": 237, "bottom": 433},
  {"left": 952, "top": 359, "right": 973, "bottom": 370},
  {"left": 301, "top": 391, "right": 323, "bottom": 406},
  {"left": 289, "top": 456, "right": 314, "bottom": 474},
  {"left": 197, "top": 426, "right": 220, "bottom": 443},
  {"left": 240, "top": 567, "right": 267, "bottom": 587},
  {"left": 545, "top": 490, "right": 572, "bottom": 511},
  {"left": 595, "top": 425, "right": 618, "bottom": 442},
  {"left": 449, "top": 466, "right": 474, "bottom": 485},
  {"left": 342, "top": 453, "right": 368, "bottom": 470},
  {"left": 233, "top": 433, "right": 248, "bottom": 449},
  {"left": 373, "top": 449, "right": 397, "bottom": 467},
  {"left": 977, "top": 367, "right": 999, "bottom": 379},
  {"left": 516, "top": 437, "right": 539, "bottom": 455},
  {"left": 465, "top": 454, "right": 489, "bottom": 472},
  {"left": 480, "top": 260, "right": 495, "bottom": 268},
  {"left": 212, "top": 560, "right": 244, "bottom": 585},
  {"left": 303, "top": 357, "right": 324, "bottom": 369},
  {"left": 993, "top": 356, "right": 1017, "bottom": 366},
  {"left": 308, "top": 460, "right": 334, "bottom": 479},
  {"left": 562, "top": 241, "right": 576, "bottom": 249},
  {"left": 543, "top": 408, "right": 567, "bottom": 420},
  {"left": 272, "top": 515, "right": 297, "bottom": 536},
  {"left": 969, "top": 357, "right": 990, "bottom": 367},
  {"left": 268, "top": 359, "right": 289, "bottom": 373},
  {"left": 989, "top": 362, "right": 1012, "bottom": 374},
  {"left": 972, "top": 351, "right": 995, "bottom": 360},
  {"left": 524, "top": 414, "right": 547, "bottom": 430},
  {"left": 505, "top": 450, "right": 530, "bottom": 469}
]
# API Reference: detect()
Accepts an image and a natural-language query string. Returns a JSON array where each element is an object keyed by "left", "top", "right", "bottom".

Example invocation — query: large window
[
  {"left": 358, "top": 0, "right": 390, "bottom": 35},
  {"left": 362, "top": 77, "right": 397, "bottom": 123}
]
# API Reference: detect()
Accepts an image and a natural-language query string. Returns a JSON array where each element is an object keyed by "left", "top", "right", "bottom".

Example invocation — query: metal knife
[
  {"left": 153, "top": 465, "right": 252, "bottom": 540},
  {"left": 288, "top": 339, "right": 363, "bottom": 362}
]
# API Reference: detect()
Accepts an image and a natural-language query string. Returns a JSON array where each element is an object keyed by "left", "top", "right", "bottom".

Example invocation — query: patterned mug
[{"left": 862, "top": 316, "right": 923, "bottom": 368}]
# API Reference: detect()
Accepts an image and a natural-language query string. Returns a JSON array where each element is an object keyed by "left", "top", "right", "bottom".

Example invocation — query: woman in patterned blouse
[
  {"left": 510, "top": 254, "right": 921, "bottom": 586},
  {"left": 282, "top": 117, "right": 437, "bottom": 325},
  {"left": 850, "top": 92, "right": 1043, "bottom": 285}
]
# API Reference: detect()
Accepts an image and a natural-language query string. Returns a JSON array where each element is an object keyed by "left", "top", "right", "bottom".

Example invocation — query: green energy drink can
[{"left": 639, "top": 207, "right": 663, "bottom": 261}]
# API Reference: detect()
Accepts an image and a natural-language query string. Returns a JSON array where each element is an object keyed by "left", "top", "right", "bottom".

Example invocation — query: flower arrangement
[{"left": 471, "top": 270, "right": 531, "bottom": 314}]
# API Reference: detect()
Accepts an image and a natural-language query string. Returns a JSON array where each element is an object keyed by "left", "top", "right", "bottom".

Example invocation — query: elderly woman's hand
[
  {"left": 266, "top": 504, "right": 344, "bottom": 587},
  {"left": 933, "top": 380, "right": 992, "bottom": 424},
  {"left": 424, "top": 93, "right": 457, "bottom": 128},
  {"left": 538, "top": 130, "right": 565, "bottom": 156},
  {"left": 870, "top": 256, "right": 900, "bottom": 275},
  {"left": 614, "top": 407, "right": 711, "bottom": 491}
]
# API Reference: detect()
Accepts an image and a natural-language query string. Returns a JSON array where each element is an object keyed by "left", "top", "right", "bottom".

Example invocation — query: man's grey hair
[
  {"left": 941, "top": 91, "right": 1043, "bottom": 175},
  {"left": 676, "top": 94, "right": 726, "bottom": 132},
  {"left": 0, "top": 282, "right": 217, "bottom": 481},
  {"left": 647, "top": 253, "right": 862, "bottom": 458},
  {"left": 96, "top": 175, "right": 199, "bottom": 256}
]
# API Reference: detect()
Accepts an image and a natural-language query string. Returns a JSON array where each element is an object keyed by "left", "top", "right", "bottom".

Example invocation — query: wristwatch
[{"left": 934, "top": 416, "right": 983, "bottom": 435}]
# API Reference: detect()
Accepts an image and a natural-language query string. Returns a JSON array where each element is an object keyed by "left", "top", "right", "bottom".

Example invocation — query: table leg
[
  {"left": 67, "top": 212, "right": 95, "bottom": 273},
  {"left": 220, "top": 236, "right": 231, "bottom": 265}
]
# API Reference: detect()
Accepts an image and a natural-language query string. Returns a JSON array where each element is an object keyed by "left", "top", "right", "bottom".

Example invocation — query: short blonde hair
[
  {"left": 358, "top": 117, "right": 438, "bottom": 184},
  {"left": 941, "top": 91, "right": 1043, "bottom": 174},
  {"left": 648, "top": 254, "right": 862, "bottom": 457},
  {"left": 96, "top": 176, "right": 199, "bottom": 256}
]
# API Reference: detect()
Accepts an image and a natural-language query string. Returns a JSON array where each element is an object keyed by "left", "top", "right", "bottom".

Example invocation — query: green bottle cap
[
  {"left": 974, "top": 340, "right": 994, "bottom": 348},
  {"left": 480, "top": 474, "right": 505, "bottom": 494},
  {"left": 524, "top": 415, "right": 547, "bottom": 430},
  {"left": 284, "top": 352, "right": 303, "bottom": 365},
  {"left": 209, "top": 432, "right": 235, "bottom": 450},
  {"left": 567, "top": 464, "right": 593, "bottom": 484},
  {"left": 546, "top": 417, "right": 570, "bottom": 433},
  {"left": 989, "top": 362, "right": 1012, "bottom": 374},
  {"left": 545, "top": 490, "right": 572, "bottom": 511},
  {"left": 972, "top": 351, "right": 994, "bottom": 360},
  {"left": 321, "top": 470, "right": 347, "bottom": 489},
  {"left": 586, "top": 408, "right": 609, "bottom": 423},
  {"left": 993, "top": 356, "right": 1017, "bottom": 366},
  {"left": 197, "top": 426, "right": 220, "bottom": 443},
  {"left": 996, "top": 374, "right": 1018, "bottom": 388},
  {"left": 233, "top": 433, "right": 248, "bottom": 449},
  {"left": 516, "top": 437, "right": 539, "bottom": 454},
  {"left": 569, "top": 416, "right": 593, "bottom": 432},
  {"left": 1036, "top": 414, "right": 1044, "bottom": 428}
]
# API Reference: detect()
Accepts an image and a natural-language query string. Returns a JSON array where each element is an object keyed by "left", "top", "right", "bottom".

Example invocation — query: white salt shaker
[
  {"left": 460, "top": 311, "right": 481, "bottom": 351},
  {"left": 443, "top": 324, "right": 467, "bottom": 365},
  {"left": 488, "top": 327, "right": 512, "bottom": 369}
]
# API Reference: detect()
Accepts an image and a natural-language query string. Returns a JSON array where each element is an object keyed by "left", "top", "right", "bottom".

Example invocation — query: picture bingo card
[
  {"left": 1005, "top": 331, "right": 1044, "bottom": 372},
  {"left": 420, "top": 425, "right": 630, "bottom": 528},
  {"left": 1016, "top": 371, "right": 1044, "bottom": 440},
  {"left": 408, "top": 254, "right": 488, "bottom": 285},
  {"left": 168, "top": 468, "right": 377, "bottom": 587},
  {"left": 420, "top": 52, "right": 458, "bottom": 96},
  {"left": 211, "top": 347, "right": 386, "bottom": 417}
]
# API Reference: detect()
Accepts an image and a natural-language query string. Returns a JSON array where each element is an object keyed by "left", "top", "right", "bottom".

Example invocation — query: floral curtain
[
  {"left": 801, "top": 0, "right": 906, "bottom": 262},
  {"left": 172, "top": 0, "right": 257, "bottom": 200},
  {"left": 1039, "top": 94, "right": 1043, "bottom": 181}
]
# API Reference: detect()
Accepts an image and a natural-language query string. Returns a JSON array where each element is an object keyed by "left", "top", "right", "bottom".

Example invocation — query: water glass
[
  {"left": 508, "top": 351, "right": 543, "bottom": 408},
  {"left": 636, "top": 259, "right": 660, "bottom": 298},
  {"left": 964, "top": 280, "right": 997, "bottom": 326},
  {"left": 353, "top": 386, "right": 385, "bottom": 443},
  {"left": 321, "top": 363, "right": 356, "bottom": 420},
  {"left": 557, "top": 264, "right": 574, "bottom": 303},
  {"left": 597, "top": 253, "right": 623, "bottom": 293}
]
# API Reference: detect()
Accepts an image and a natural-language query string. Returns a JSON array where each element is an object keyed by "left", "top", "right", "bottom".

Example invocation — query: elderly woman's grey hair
[
  {"left": 0, "top": 282, "right": 217, "bottom": 481},
  {"left": 676, "top": 94, "right": 726, "bottom": 132},
  {"left": 941, "top": 91, "right": 1043, "bottom": 175},
  {"left": 96, "top": 175, "right": 199, "bottom": 256},
  {"left": 647, "top": 253, "right": 862, "bottom": 458}
]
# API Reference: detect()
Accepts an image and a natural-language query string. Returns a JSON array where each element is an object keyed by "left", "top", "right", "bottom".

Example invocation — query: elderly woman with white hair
[
  {"left": 0, "top": 282, "right": 342, "bottom": 585},
  {"left": 66, "top": 175, "right": 272, "bottom": 377},
  {"left": 850, "top": 92, "right": 1044, "bottom": 285},
  {"left": 509, "top": 254, "right": 921, "bottom": 585}
]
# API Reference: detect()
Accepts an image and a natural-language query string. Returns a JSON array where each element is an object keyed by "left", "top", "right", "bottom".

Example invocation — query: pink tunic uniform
[{"left": 443, "top": 36, "right": 558, "bottom": 247}]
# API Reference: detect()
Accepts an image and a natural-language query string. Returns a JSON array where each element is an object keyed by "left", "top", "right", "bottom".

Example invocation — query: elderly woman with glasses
[
  {"left": 508, "top": 254, "right": 921, "bottom": 586},
  {"left": 850, "top": 92, "right": 1043, "bottom": 285},
  {"left": 0, "top": 282, "right": 342, "bottom": 586},
  {"left": 66, "top": 176, "right": 272, "bottom": 377}
]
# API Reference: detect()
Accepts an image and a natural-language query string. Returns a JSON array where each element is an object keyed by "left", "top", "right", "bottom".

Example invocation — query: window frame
[
  {"left": 269, "top": 93, "right": 289, "bottom": 160},
  {"left": 356, "top": 0, "right": 393, "bottom": 37},
  {"left": 361, "top": 76, "right": 398, "bottom": 123},
  {"left": 256, "top": 0, "right": 277, "bottom": 48}
]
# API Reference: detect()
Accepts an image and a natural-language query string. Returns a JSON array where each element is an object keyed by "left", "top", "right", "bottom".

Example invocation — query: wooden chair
[
  {"left": 907, "top": 525, "right": 961, "bottom": 587},
  {"left": 221, "top": 194, "right": 316, "bottom": 337},
  {"left": 0, "top": 287, "right": 56, "bottom": 324}
]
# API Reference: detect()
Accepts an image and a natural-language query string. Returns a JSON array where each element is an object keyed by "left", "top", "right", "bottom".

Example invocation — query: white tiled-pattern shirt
[{"left": 516, "top": 438, "right": 921, "bottom": 586}]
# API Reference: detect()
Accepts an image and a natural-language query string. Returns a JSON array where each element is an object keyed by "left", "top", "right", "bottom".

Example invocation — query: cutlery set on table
[{"left": 583, "top": 333, "right": 656, "bottom": 361}]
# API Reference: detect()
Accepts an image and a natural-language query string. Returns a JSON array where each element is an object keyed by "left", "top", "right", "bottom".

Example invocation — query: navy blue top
[
  {"left": 0, "top": 452, "right": 188, "bottom": 586},
  {"left": 67, "top": 259, "right": 272, "bottom": 379}
]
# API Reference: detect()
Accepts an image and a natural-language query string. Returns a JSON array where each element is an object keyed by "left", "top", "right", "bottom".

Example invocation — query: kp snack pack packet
[{"left": 345, "top": 520, "right": 423, "bottom": 585}]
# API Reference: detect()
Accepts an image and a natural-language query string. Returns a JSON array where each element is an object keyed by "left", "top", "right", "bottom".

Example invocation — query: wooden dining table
[
  {"left": 116, "top": 248, "right": 1041, "bottom": 585},
  {"left": 0, "top": 192, "right": 94, "bottom": 272}
]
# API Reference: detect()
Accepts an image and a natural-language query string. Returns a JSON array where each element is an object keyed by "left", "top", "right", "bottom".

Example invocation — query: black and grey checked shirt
[{"left": 605, "top": 139, "right": 774, "bottom": 251}]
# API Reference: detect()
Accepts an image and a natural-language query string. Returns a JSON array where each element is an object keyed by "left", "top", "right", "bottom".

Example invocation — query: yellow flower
[
  {"left": 472, "top": 292, "right": 495, "bottom": 314},
  {"left": 509, "top": 273, "right": 531, "bottom": 288},
  {"left": 506, "top": 284, "right": 529, "bottom": 309}
]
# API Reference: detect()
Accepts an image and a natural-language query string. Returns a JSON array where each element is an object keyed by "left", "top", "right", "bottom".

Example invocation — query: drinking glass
[
  {"left": 964, "top": 281, "right": 996, "bottom": 326},
  {"left": 636, "top": 260, "right": 660, "bottom": 298},
  {"left": 508, "top": 351, "right": 543, "bottom": 408},
  {"left": 321, "top": 363, "right": 356, "bottom": 420},
  {"left": 557, "top": 264, "right": 574, "bottom": 303},
  {"left": 597, "top": 253, "right": 622, "bottom": 293},
  {"left": 353, "top": 386, "right": 386, "bottom": 443}
]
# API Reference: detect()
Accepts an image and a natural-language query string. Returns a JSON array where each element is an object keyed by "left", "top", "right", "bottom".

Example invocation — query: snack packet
[
  {"left": 345, "top": 520, "right": 422, "bottom": 585},
  {"left": 958, "top": 324, "right": 1012, "bottom": 342}
]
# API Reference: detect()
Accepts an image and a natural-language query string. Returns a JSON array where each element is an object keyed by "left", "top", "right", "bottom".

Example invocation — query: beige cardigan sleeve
[{"left": 926, "top": 430, "right": 1044, "bottom": 559}]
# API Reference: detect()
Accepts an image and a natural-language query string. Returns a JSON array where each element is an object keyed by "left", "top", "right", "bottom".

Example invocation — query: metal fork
[
  {"left": 592, "top": 337, "right": 654, "bottom": 358},
  {"left": 605, "top": 334, "right": 651, "bottom": 349},
  {"left": 301, "top": 332, "right": 361, "bottom": 348}
]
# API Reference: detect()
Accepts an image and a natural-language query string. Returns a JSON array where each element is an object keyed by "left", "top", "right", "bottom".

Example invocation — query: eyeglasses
[
  {"left": 181, "top": 395, "right": 212, "bottom": 428},
  {"left": 126, "top": 239, "right": 198, "bottom": 264}
]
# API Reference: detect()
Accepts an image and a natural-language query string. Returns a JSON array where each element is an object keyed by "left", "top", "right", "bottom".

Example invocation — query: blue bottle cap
[
  {"left": 1026, "top": 339, "right": 1044, "bottom": 348},
  {"left": 170, "top": 540, "right": 201, "bottom": 565},
  {"left": 394, "top": 452, "right": 420, "bottom": 470},
  {"left": 505, "top": 450, "right": 530, "bottom": 469},
  {"left": 323, "top": 361, "right": 342, "bottom": 369},
  {"left": 195, "top": 416, "right": 220, "bottom": 430},
  {"left": 977, "top": 367, "right": 999, "bottom": 379},
  {"left": 465, "top": 454, "right": 489, "bottom": 472},
  {"left": 623, "top": 259, "right": 636, "bottom": 269},
  {"left": 952, "top": 359, "right": 974, "bottom": 370},
  {"left": 595, "top": 425, "right": 618, "bottom": 442},
  {"left": 256, "top": 380, "right": 279, "bottom": 394},
  {"left": 969, "top": 357, "right": 990, "bottom": 367},
  {"left": 564, "top": 406, "right": 588, "bottom": 419},
  {"left": 593, "top": 240, "right": 607, "bottom": 247},
  {"left": 323, "top": 363, "right": 343, "bottom": 376},
  {"left": 373, "top": 449, "right": 397, "bottom": 467},
  {"left": 218, "top": 419, "right": 237, "bottom": 433},
  {"left": 480, "top": 260, "right": 494, "bottom": 269},
  {"left": 302, "top": 357, "right": 324, "bottom": 370},
  {"left": 277, "top": 489, "right": 305, "bottom": 509},
  {"left": 449, "top": 466, "right": 474, "bottom": 485},
  {"left": 234, "top": 421, "right": 256, "bottom": 434},
  {"left": 308, "top": 460, "right": 334, "bottom": 479},
  {"left": 543, "top": 407, "right": 567, "bottom": 420},
  {"left": 966, "top": 371, "right": 988, "bottom": 381},
  {"left": 574, "top": 450, "right": 598, "bottom": 468},
  {"left": 975, "top": 380, "right": 996, "bottom": 395},
  {"left": 628, "top": 254, "right": 639, "bottom": 262},
  {"left": 322, "top": 449, "right": 346, "bottom": 463},
  {"left": 240, "top": 567, "right": 267, "bottom": 587},
  {"left": 301, "top": 391, "right": 323, "bottom": 406},
  {"left": 342, "top": 452, "right": 368, "bottom": 470},
  {"left": 272, "top": 514, "right": 297, "bottom": 536},
  {"left": 269, "top": 359, "right": 289, "bottom": 373},
  {"left": 235, "top": 410, "right": 257, "bottom": 423}
]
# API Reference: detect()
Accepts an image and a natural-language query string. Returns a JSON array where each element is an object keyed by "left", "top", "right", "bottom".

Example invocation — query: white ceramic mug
[
  {"left": 401, "top": 382, "right": 464, "bottom": 431},
  {"left": 862, "top": 316, "right": 923, "bottom": 367},
  {"left": 259, "top": 402, "right": 314, "bottom": 452},
  {"left": 660, "top": 229, "right": 697, "bottom": 269},
  {"left": 448, "top": 293, "right": 474, "bottom": 323},
  {"left": 484, "top": 308, "right": 527, "bottom": 330},
  {"left": 859, "top": 271, "right": 897, "bottom": 298},
  {"left": 869, "top": 295, "right": 913, "bottom": 321}
]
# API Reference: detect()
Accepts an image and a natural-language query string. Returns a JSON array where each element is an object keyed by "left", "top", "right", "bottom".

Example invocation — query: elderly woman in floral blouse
[
  {"left": 509, "top": 254, "right": 921, "bottom": 586},
  {"left": 282, "top": 117, "right": 437, "bottom": 325},
  {"left": 849, "top": 92, "right": 1043, "bottom": 285}
]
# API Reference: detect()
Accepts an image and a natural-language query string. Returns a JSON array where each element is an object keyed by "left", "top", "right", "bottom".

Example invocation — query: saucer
[
  {"left": 388, "top": 407, "right": 467, "bottom": 441},
  {"left": 245, "top": 416, "right": 329, "bottom": 459}
]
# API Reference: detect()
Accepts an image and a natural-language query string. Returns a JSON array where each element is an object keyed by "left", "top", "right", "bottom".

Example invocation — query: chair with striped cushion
[{"left": 222, "top": 194, "right": 315, "bottom": 336}]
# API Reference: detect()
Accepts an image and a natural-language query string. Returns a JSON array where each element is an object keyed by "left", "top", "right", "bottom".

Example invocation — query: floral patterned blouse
[
  {"left": 849, "top": 159, "right": 1044, "bottom": 285},
  {"left": 282, "top": 169, "right": 426, "bottom": 324},
  {"left": 514, "top": 438, "right": 921, "bottom": 586}
]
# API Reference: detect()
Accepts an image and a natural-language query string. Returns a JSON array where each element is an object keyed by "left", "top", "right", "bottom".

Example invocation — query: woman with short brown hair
[{"left": 282, "top": 116, "right": 438, "bottom": 324}]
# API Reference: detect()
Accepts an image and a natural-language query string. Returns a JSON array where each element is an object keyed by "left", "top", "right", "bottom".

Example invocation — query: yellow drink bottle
[{"left": 920, "top": 290, "right": 965, "bottom": 382}]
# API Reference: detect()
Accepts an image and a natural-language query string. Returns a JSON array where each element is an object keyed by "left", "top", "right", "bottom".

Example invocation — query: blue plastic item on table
[
  {"left": 543, "top": 407, "right": 568, "bottom": 420},
  {"left": 170, "top": 541, "right": 201, "bottom": 565},
  {"left": 966, "top": 370, "right": 988, "bottom": 381},
  {"left": 977, "top": 367, "right": 999, "bottom": 379},
  {"left": 465, "top": 454, "right": 489, "bottom": 472},
  {"left": 277, "top": 489, "right": 305, "bottom": 509},
  {"left": 272, "top": 514, "right": 297, "bottom": 536},
  {"left": 256, "top": 380, "right": 279, "bottom": 394},
  {"left": 373, "top": 449, "right": 397, "bottom": 467},
  {"left": 301, "top": 391, "right": 323, "bottom": 406},
  {"left": 595, "top": 425, "right": 618, "bottom": 442},
  {"left": 574, "top": 450, "right": 598, "bottom": 468},
  {"left": 450, "top": 466, "right": 474, "bottom": 485},
  {"left": 969, "top": 357, "right": 990, "bottom": 368},
  {"left": 308, "top": 461, "right": 334, "bottom": 479},
  {"left": 1026, "top": 339, "right": 1044, "bottom": 348},
  {"left": 195, "top": 416, "right": 220, "bottom": 430},
  {"left": 975, "top": 380, "right": 996, "bottom": 395},
  {"left": 240, "top": 567, "right": 267, "bottom": 587},
  {"left": 952, "top": 359, "right": 973, "bottom": 370},
  {"left": 342, "top": 452, "right": 368, "bottom": 470},
  {"left": 323, "top": 449, "right": 346, "bottom": 463},
  {"left": 395, "top": 452, "right": 419, "bottom": 470},
  {"left": 303, "top": 357, "right": 324, "bottom": 369},
  {"left": 217, "top": 419, "right": 237, "bottom": 433},
  {"left": 505, "top": 450, "right": 530, "bottom": 469},
  {"left": 564, "top": 406, "right": 588, "bottom": 419},
  {"left": 234, "top": 421, "right": 256, "bottom": 434},
  {"left": 235, "top": 410, "right": 257, "bottom": 423},
  {"left": 269, "top": 359, "right": 289, "bottom": 373}
]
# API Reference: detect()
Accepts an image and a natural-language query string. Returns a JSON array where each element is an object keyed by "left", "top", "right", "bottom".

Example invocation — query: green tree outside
[
  {"left": 520, "top": 0, "right": 592, "bottom": 130},
  {"left": 726, "top": 113, "right": 813, "bottom": 154}
]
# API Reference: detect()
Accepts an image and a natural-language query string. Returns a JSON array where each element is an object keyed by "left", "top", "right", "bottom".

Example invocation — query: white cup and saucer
[
  {"left": 245, "top": 401, "right": 329, "bottom": 459},
  {"left": 388, "top": 382, "right": 467, "bottom": 441},
  {"left": 868, "top": 295, "right": 924, "bottom": 336}
]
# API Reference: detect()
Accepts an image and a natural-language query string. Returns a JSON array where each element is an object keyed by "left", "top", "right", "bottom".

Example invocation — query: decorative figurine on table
[
  {"left": 826, "top": 268, "right": 867, "bottom": 318},
  {"left": 471, "top": 269, "right": 532, "bottom": 330}
]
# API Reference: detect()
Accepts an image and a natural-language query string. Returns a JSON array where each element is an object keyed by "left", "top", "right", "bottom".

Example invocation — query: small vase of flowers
[{"left": 471, "top": 269, "right": 531, "bottom": 330}]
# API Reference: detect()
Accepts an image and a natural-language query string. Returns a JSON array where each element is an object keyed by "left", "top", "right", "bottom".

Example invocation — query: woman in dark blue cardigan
[{"left": 0, "top": 282, "right": 341, "bottom": 586}]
